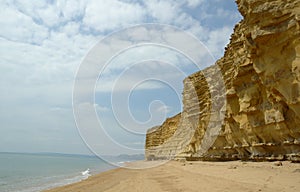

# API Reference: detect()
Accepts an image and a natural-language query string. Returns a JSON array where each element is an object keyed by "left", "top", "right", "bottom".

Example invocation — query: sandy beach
[{"left": 45, "top": 160, "right": 300, "bottom": 192}]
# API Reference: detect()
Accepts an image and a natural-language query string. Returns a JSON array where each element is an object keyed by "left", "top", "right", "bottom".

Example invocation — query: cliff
[{"left": 145, "top": 0, "right": 300, "bottom": 162}]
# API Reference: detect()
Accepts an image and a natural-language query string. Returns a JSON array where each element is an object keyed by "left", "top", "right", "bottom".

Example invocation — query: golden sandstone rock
[{"left": 145, "top": 0, "right": 300, "bottom": 162}]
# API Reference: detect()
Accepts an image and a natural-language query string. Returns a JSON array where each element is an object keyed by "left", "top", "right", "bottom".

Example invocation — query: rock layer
[{"left": 145, "top": 0, "right": 300, "bottom": 162}]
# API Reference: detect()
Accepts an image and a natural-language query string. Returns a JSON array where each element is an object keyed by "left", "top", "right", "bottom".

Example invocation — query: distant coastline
[
  {"left": 0, "top": 151, "right": 144, "bottom": 160},
  {"left": 0, "top": 151, "right": 96, "bottom": 158},
  {"left": 0, "top": 152, "right": 144, "bottom": 192}
]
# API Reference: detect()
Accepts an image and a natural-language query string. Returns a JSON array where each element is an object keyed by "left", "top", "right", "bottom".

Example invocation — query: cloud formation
[{"left": 0, "top": 0, "right": 241, "bottom": 155}]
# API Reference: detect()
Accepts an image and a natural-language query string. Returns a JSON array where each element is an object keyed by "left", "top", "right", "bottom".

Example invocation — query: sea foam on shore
[{"left": 0, "top": 152, "right": 116, "bottom": 192}]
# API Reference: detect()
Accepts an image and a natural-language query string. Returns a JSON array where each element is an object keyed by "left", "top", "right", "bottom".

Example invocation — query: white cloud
[
  {"left": 13, "top": 0, "right": 86, "bottom": 28},
  {"left": 0, "top": 0, "right": 241, "bottom": 155},
  {"left": 60, "top": 21, "right": 80, "bottom": 37},
  {"left": 156, "top": 105, "right": 172, "bottom": 113},
  {"left": 144, "top": 0, "right": 204, "bottom": 33},
  {"left": 36, "top": 4, "right": 61, "bottom": 27},
  {"left": 58, "top": 0, "right": 86, "bottom": 21},
  {"left": 0, "top": 4, "right": 49, "bottom": 44},
  {"left": 94, "top": 103, "right": 110, "bottom": 112},
  {"left": 124, "top": 141, "right": 145, "bottom": 146},
  {"left": 96, "top": 56, "right": 188, "bottom": 93},
  {"left": 145, "top": 0, "right": 178, "bottom": 23},
  {"left": 101, "top": 45, "right": 195, "bottom": 74},
  {"left": 96, "top": 76, "right": 165, "bottom": 93},
  {"left": 206, "top": 26, "right": 233, "bottom": 58},
  {"left": 185, "top": 0, "right": 205, "bottom": 8},
  {"left": 50, "top": 107, "right": 66, "bottom": 112},
  {"left": 83, "top": 0, "right": 145, "bottom": 32}
]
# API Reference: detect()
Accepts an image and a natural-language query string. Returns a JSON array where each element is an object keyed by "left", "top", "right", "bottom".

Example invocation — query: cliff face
[{"left": 145, "top": 0, "right": 300, "bottom": 161}]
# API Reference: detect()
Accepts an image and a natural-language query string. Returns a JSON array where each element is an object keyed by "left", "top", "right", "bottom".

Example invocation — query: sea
[{"left": 0, "top": 152, "right": 144, "bottom": 192}]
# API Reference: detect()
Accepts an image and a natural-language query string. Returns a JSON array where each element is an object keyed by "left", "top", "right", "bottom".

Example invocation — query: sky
[{"left": 0, "top": 0, "right": 241, "bottom": 156}]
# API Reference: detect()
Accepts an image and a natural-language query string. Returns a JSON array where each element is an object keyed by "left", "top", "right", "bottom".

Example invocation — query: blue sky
[{"left": 0, "top": 0, "right": 241, "bottom": 155}]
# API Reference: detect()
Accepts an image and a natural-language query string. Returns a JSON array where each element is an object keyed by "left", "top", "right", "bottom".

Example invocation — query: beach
[{"left": 45, "top": 160, "right": 300, "bottom": 192}]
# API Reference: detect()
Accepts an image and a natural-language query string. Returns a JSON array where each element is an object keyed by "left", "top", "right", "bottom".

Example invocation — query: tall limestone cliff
[{"left": 145, "top": 0, "right": 300, "bottom": 162}]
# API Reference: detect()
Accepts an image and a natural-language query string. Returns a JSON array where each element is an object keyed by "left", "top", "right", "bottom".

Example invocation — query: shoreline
[{"left": 45, "top": 160, "right": 300, "bottom": 192}]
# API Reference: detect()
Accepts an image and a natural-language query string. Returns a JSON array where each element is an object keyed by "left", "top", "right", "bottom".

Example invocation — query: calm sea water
[{"left": 0, "top": 153, "right": 117, "bottom": 192}]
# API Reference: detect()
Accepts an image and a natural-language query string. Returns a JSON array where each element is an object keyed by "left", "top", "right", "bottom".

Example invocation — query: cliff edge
[{"left": 145, "top": 0, "right": 300, "bottom": 162}]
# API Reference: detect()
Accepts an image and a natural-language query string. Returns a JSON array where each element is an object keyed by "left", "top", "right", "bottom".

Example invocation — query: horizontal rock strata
[{"left": 145, "top": 0, "right": 300, "bottom": 162}]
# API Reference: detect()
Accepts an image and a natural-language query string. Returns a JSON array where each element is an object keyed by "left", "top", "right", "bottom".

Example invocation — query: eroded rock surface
[{"left": 145, "top": 0, "right": 300, "bottom": 162}]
